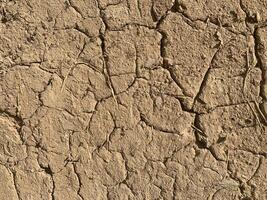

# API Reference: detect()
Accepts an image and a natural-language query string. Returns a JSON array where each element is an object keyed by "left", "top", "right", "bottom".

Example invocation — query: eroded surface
[{"left": 0, "top": 0, "right": 266, "bottom": 199}]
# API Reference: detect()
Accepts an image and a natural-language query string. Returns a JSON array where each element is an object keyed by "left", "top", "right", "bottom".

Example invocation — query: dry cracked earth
[{"left": 0, "top": 0, "right": 267, "bottom": 200}]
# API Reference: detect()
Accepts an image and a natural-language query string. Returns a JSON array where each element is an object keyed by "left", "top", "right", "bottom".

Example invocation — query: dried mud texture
[{"left": 0, "top": 0, "right": 266, "bottom": 200}]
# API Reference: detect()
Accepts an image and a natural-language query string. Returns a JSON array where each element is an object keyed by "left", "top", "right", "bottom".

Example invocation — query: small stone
[
  {"left": 209, "top": 144, "right": 226, "bottom": 161},
  {"left": 256, "top": 12, "right": 261, "bottom": 22}
]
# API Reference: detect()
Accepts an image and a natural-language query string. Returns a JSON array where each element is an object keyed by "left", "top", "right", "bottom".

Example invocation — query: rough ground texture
[{"left": 0, "top": 0, "right": 267, "bottom": 199}]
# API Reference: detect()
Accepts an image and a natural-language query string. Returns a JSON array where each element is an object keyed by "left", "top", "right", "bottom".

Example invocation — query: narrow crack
[
  {"left": 139, "top": 113, "right": 177, "bottom": 135},
  {"left": 39, "top": 164, "right": 55, "bottom": 200},
  {"left": 136, "top": 0, "right": 142, "bottom": 17},
  {"left": 118, "top": 151, "right": 136, "bottom": 196},
  {"left": 97, "top": 0, "right": 118, "bottom": 103},
  {"left": 10, "top": 169, "right": 21, "bottom": 200},
  {"left": 253, "top": 27, "right": 267, "bottom": 123},
  {"left": 73, "top": 163, "right": 84, "bottom": 200},
  {"left": 247, "top": 156, "right": 262, "bottom": 183},
  {"left": 51, "top": 174, "right": 55, "bottom": 200},
  {"left": 193, "top": 114, "right": 208, "bottom": 149},
  {"left": 66, "top": 0, "right": 84, "bottom": 19},
  {"left": 0, "top": 108, "right": 24, "bottom": 143},
  {"left": 172, "top": 176, "right": 177, "bottom": 200},
  {"left": 246, "top": 157, "right": 263, "bottom": 199}
]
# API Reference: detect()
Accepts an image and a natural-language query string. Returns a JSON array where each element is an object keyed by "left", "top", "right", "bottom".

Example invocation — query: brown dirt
[{"left": 0, "top": 0, "right": 266, "bottom": 200}]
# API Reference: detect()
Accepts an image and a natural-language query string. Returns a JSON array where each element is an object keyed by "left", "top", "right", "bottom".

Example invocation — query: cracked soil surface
[{"left": 0, "top": 0, "right": 267, "bottom": 199}]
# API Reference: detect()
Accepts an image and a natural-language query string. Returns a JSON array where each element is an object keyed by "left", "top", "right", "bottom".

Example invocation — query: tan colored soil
[{"left": 0, "top": 0, "right": 266, "bottom": 199}]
